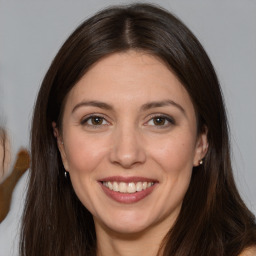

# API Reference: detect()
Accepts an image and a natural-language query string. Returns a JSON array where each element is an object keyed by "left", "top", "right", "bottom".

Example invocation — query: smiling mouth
[
  {"left": 99, "top": 177, "right": 158, "bottom": 203},
  {"left": 102, "top": 181, "right": 155, "bottom": 194}
]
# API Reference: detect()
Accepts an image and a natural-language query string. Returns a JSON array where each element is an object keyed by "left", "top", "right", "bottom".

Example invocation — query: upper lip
[{"left": 99, "top": 176, "right": 158, "bottom": 183}]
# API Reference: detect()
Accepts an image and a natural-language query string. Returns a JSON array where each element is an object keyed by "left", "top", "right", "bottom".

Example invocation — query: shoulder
[{"left": 239, "top": 246, "right": 256, "bottom": 256}]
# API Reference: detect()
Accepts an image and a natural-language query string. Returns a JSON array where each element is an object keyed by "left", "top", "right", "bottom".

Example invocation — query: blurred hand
[{"left": 0, "top": 149, "right": 30, "bottom": 222}]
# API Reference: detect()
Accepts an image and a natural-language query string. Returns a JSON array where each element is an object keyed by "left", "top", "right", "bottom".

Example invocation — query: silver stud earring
[
  {"left": 64, "top": 171, "right": 68, "bottom": 178},
  {"left": 199, "top": 159, "right": 203, "bottom": 165}
]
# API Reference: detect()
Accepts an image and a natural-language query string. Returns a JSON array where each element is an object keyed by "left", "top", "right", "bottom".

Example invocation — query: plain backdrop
[{"left": 0, "top": 0, "right": 255, "bottom": 255}]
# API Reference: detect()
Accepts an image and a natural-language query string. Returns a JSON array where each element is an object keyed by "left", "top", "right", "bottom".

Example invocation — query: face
[{"left": 55, "top": 51, "right": 208, "bottom": 237}]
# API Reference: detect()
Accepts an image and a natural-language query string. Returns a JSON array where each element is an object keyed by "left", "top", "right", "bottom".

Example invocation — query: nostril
[{"left": 109, "top": 144, "right": 146, "bottom": 168}]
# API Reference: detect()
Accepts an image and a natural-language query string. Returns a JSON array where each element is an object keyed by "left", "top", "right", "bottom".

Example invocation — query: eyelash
[
  {"left": 145, "top": 114, "right": 175, "bottom": 128},
  {"left": 80, "top": 114, "right": 175, "bottom": 128},
  {"left": 80, "top": 114, "right": 110, "bottom": 128}
]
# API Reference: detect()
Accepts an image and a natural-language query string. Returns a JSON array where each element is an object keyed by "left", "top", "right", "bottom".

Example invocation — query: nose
[{"left": 109, "top": 126, "right": 146, "bottom": 169}]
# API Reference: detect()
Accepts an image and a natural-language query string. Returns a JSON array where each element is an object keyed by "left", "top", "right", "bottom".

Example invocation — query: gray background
[{"left": 0, "top": 0, "right": 255, "bottom": 255}]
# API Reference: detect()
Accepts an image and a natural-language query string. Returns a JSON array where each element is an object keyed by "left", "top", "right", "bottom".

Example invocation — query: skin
[
  {"left": 54, "top": 51, "right": 208, "bottom": 256},
  {"left": 239, "top": 247, "right": 256, "bottom": 256},
  {"left": 0, "top": 129, "right": 11, "bottom": 184}
]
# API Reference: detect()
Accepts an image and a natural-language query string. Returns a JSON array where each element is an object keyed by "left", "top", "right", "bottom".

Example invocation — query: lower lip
[{"left": 99, "top": 182, "right": 156, "bottom": 204}]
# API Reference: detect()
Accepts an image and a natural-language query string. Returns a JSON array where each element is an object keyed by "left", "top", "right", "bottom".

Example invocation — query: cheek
[
  {"left": 63, "top": 132, "right": 110, "bottom": 212},
  {"left": 64, "top": 131, "right": 109, "bottom": 175},
  {"left": 148, "top": 131, "right": 196, "bottom": 176},
  {"left": 150, "top": 132, "right": 196, "bottom": 208}
]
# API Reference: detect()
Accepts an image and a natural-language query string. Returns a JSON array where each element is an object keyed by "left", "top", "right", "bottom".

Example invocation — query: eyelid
[
  {"left": 80, "top": 113, "right": 111, "bottom": 126},
  {"left": 144, "top": 113, "right": 176, "bottom": 126}
]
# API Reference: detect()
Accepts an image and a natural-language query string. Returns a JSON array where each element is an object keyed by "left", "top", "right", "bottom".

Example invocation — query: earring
[
  {"left": 199, "top": 159, "right": 203, "bottom": 165},
  {"left": 64, "top": 171, "right": 68, "bottom": 178}
]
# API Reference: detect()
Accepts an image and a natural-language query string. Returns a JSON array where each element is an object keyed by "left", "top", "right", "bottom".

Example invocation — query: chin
[
  {"left": 94, "top": 209, "right": 159, "bottom": 236},
  {"left": 105, "top": 222, "right": 151, "bottom": 236}
]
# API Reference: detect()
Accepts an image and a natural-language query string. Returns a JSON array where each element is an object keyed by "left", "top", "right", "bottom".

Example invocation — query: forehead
[{"left": 65, "top": 51, "right": 195, "bottom": 114}]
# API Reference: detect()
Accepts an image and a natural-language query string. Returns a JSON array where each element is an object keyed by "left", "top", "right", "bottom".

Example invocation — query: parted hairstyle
[{"left": 20, "top": 3, "right": 256, "bottom": 256}]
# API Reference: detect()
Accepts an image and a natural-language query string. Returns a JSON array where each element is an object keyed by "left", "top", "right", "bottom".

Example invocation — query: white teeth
[
  {"left": 113, "top": 181, "right": 118, "bottom": 192},
  {"left": 107, "top": 181, "right": 113, "bottom": 190},
  {"left": 147, "top": 182, "right": 153, "bottom": 188},
  {"left": 127, "top": 182, "right": 136, "bottom": 193},
  {"left": 136, "top": 182, "right": 143, "bottom": 192},
  {"left": 102, "top": 181, "right": 154, "bottom": 193},
  {"left": 119, "top": 182, "right": 127, "bottom": 193}
]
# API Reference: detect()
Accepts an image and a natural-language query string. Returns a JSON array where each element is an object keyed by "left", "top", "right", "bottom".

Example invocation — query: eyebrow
[
  {"left": 72, "top": 100, "right": 113, "bottom": 113},
  {"left": 140, "top": 100, "right": 186, "bottom": 116},
  {"left": 72, "top": 99, "right": 186, "bottom": 116}
]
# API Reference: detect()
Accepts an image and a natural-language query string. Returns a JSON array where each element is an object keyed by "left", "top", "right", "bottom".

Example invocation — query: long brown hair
[{"left": 20, "top": 3, "right": 256, "bottom": 255}]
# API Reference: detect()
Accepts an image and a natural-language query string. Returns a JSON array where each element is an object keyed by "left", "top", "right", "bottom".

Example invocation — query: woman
[{"left": 20, "top": 3, "right": 256, "bottom": 256}]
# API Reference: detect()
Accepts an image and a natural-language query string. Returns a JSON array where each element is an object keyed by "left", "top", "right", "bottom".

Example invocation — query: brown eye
[
  {"left": 146, "top": 115, "right": 175, "bottom": 128},
  {"left": 81, "top": 115, "right": 108, "bottom": 127},
  {"left": 153, "top": 117, "right": 166, "bottom": 126},
  {"left": 91, "top": 116, "right": 104, "bottom": 125}
]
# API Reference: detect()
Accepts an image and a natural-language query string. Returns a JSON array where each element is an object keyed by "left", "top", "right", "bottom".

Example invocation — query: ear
[
  {"left": 52, "top": 122, "right": 69, "bottom": 171},
  {"left": 193, "top": 127, "right": 209, "bottom": 167}
]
